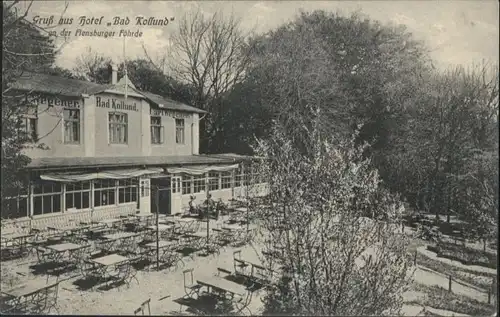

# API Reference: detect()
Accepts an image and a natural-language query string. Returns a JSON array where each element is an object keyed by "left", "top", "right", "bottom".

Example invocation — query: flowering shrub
[{"left": 254, "top": 123, "right": 413, "bottom": 316}]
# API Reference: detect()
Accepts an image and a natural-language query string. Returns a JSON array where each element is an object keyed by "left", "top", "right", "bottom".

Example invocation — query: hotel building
[{"left": 2, "top": 67, "right": 268, "bottom": 234}]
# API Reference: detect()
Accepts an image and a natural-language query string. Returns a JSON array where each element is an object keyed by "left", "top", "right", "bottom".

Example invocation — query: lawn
[
  {"left": 416, "top": 252, "right": 497, "bottom": 291},
  {"left": 410, "top": 283, "right": 496, "bottom": 316},
  {"left": 427, "top": 241, "right": 497, "bottom": 269}
]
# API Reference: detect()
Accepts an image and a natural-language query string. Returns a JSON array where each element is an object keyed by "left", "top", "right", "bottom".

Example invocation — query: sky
[{"left": 21, "top": 0, "right": 500, "bottom": 71}]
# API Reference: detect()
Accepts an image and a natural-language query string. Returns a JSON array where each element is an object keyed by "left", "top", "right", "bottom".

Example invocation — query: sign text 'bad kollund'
[{"left": 96, "top": 97, "right": 138, "bottom": 111}]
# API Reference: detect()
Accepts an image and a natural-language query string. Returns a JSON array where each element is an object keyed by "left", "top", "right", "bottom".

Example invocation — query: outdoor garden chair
[
  {"left": 234, "top": 259, "right": 251, "bottom": 278},
  {"left": 250, "top": 263, "right": 273, "bottom": 288},
  {"left": 203, "top": 238, "right": 221, "bottom": 256},
  {"left": 68, "top": 244, "right": 91, "bottom": 265},
  {"left": 35, "top": 247, "right": 57, "bottom": 265},
  {"left": 133, "top": 298, "right": 151, "bottom": 315},
  {"left": 160, "top": 246, "right": 185, "bottom": 270},
  {"left": 35, "top": 280, "right": 60, "bottom": 314},
  {"left": 135, "top": 246, "right": 156, "bottom": 269},
  {"left": 182, "top": 268, "right": 203, "bottom": 300},
  {"left": 233, "top": 289, "right": 253, "bottom": 316},
  {"left": 79, "top": 258, "right": 101, "bottom": 281},
  {"left": 188, "top": 221, "right": 201, "bottom": 234},
  {"left": 109, "top": 260, "right": 139, "bottom": 289}
]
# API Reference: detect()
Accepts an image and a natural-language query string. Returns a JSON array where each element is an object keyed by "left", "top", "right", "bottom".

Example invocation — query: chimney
[{"left": 111, "top": 62, "right": 117, "bottom": 85}]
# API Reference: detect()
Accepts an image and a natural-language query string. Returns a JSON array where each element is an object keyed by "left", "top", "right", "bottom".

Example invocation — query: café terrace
[{"left": 3, "top": 66, "right": 268, "bottom": 233}]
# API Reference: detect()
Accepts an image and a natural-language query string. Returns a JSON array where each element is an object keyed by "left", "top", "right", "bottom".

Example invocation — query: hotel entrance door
[{"left": 151, "top": 177, "right": 171, "bottom": 215}]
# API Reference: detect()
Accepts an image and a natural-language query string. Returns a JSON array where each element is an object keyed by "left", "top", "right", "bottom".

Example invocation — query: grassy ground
[
  {"left": 416, "top": 252, "right": 497, "bottom": 291},
  {"left": 0, "top": 262, "right": 22, "bottom": 289},
  {"left": 409, "top": 283, "right": 496, "bottom": 316},
  {"left": 428, "top": 241, "right": 497, "bottom": 269}
]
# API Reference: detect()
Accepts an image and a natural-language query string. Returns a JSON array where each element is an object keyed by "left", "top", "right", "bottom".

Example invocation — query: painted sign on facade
[
  {"left": 32, "top": 96, "right": 81, "bottom": 108},
  {"left": 150, "top": 108, "right": 190, "bottom": 118},
  {"left": 96, "top": 96, "right": 139, "bottom": 112}
]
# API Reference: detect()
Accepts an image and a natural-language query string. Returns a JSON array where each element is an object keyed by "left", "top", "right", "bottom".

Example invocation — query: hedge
[{"left": 426, "top": 243, "right": 497, "bottom": 269}]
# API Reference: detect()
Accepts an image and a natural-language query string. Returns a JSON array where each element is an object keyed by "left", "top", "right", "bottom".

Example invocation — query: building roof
[
  {"left": 116, "top": 74, "right": 137, "bottom": 90},
  {"left": 208, "top": 153, "right": 264, "bottom": 161},
  {"left": 26, "top": 154, "right": 248, "bottom": 170},
  {"left": 10, "top": 72, "right": 111, "bottom": 97},
  {"left": 9, "top": 72, "right": 206, "bottom": 114},
  {"left": 141, "top": 91, "right": 206, "bottom": 114}
]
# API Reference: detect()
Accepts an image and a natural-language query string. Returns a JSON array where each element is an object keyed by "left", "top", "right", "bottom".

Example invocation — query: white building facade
[{"left": 3, "top": 71, "right": 268, "bottom": 234}]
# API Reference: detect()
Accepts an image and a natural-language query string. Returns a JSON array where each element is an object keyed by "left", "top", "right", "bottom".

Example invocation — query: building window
[
  {"left": 94, "top": 179, "right": 116, "bottom": 207},
  {"left": 175, "top": 118, "right": 185, "bottom": 144},
  {"left": 236, "top": 166, "right": 246, "bottom": 187},
  {"left": 243, "top": 165, "right": 251, "bottom": 186},
  {"left": 221, "top": 172, "right": 232, "bottom": 189},
  {"left": 109, "top": 112, "right": 128, "bottom": 144},
  {"left": 193, "top": 175, "right": 206, "bottom": 193},
  {"left": 64, "top": 109, "right": 80, "bottom": 143},
  {"left": 118, "top": 179, "right": 138, "bottom": 204},
  {"left": 22, "top": 115, "right": 38, "bottom": 142},
  {"left": 141, "top": 180, "right": 150, "bottom": 197},
  {"left": 182, "top": 176, "right": 192, "bottom": 195},
  {"left": 208, "top": 172, "right": 220, "bottom": 191},
  {"left": 151, "top": 116, "right": 164, "bottom": 144},
  {"left": 172, "top": 177, "right": 181, "bottom": 194},
  {"left": 33, "top": 182, "right": 62, "bottom": 216},
  {"left": 65, "top": 181, "right": 91, "bottom": 210},
  {"left": 2, "top": 190, "right": 28, "bottom": 219}
]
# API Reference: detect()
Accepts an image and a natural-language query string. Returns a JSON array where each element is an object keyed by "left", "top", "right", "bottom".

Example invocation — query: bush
[{"left": 426, "top": 242, "right": 497, "bottom": 269}]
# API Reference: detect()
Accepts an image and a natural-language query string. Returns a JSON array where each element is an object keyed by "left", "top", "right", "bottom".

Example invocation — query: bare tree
[
  {"left": 145, "top": 9, "right": 253, "bottom": 153},
  {"left": 73, "top": 46, "right": 112, "bottom": 84}
]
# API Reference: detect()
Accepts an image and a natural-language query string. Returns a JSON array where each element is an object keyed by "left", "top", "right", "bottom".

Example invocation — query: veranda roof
[
  {"left": 165, "top": 164, "right": 239, "bottom": 175},
  {"left": 40, "top": 168, "right": 163, "bottom": 182}
]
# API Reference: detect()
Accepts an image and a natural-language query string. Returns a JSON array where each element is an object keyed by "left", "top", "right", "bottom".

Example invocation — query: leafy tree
[
  {"left": 74, "top": 48, "right": 194, "bottom": 105},
  {"left": 239, "top": 10, "right": 431, "bottom": 158},
  {"left": 388, "top": 63, "right": 498, "bottom": 222},
  {"left": 2, "top": 1, "right": 61, "bottom": 219}
]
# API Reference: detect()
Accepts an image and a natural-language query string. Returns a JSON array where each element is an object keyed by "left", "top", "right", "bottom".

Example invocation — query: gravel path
[{"left": 412, "top": 267, "right": 488, "bottom": 303}]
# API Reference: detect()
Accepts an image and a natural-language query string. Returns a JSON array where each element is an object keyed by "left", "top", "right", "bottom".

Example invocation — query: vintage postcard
[{"left": 1, "top": 1, "right": 498, "bottom": 316}]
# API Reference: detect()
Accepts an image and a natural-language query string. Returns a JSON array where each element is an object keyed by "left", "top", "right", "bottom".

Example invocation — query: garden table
[
  {"left": 144, "top": 240, "right": 181, "bottom": 266},
  {"left": 1, "top": 281, "right": 59, "bottom": 314},
  {"left": 135, "top": 213, "right": 154, "bottom": 225},
  {"left": 147, "top": 224, "right": 174, "bottom": 231},
  {"left": 144, "top": 240, "right": 175, "bottom": 249},
  {"left": 101, "top": 232, "right": 140, "bottom": 253},
  {"left": 45, "top": 242, "right": 87, "bottom": 262},
  {"left": 103, "top": 232, "right": 140, "bottom": 240},
  {"left": 175, "top": 218, "right": 197, "bottom": 234},
  {"left": 99, "top": 218, "right": 123, "bottom": 227},
  {"left": 1, "top": 233, "right": 34, "bottom": 257},
  {"left": 197, "top": 276, "right": 247, "bottom": 298},
  {"left": 89, "top": 253, "right": 130, "bottom": 283}
]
